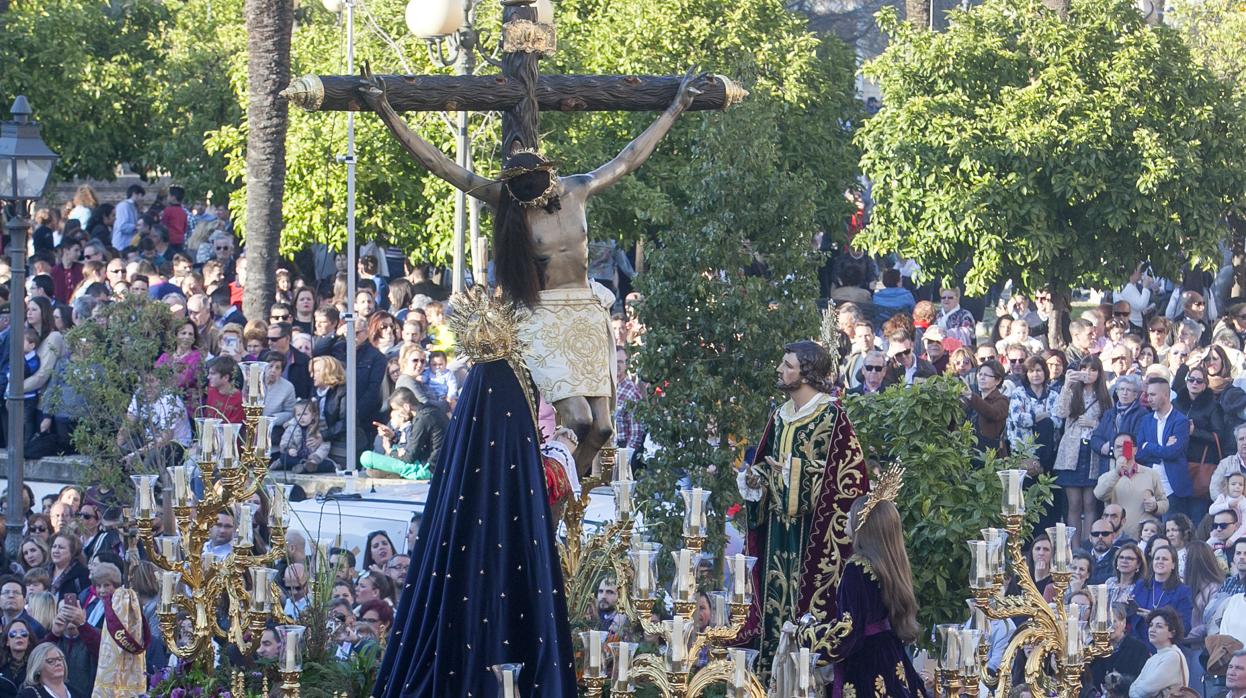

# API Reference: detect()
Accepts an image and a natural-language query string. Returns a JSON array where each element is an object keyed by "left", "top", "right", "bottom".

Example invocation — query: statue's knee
[
  {"left": 593, "top": 422, "right": 614, "bottom": 445},
  {"left": 562, "top": 413, "right": 592, "bottom": 439}
]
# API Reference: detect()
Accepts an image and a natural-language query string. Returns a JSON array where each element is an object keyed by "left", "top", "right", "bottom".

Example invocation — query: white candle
[
  {"left": 616, "top": 644, "right": 631, "bottom": 682},
  {"left": 284, "top": 633, "right": 298, "bottom": 671},
  {"left": 797, "top": 647, "right": 811, "bottom": 690},
  {"left": 1055, "top": 523, "right": 1069, "bottom": 568},
  {"left": 159, "top": 571, "right": 178, "bottom": 611},
  {"left": 732, "top": 649, "right": 747, "bottom": 688},
  {"left": 731, "top": 554, "right": 747, "bottom": 599},
  {"left": 589, "top": 630, "right": 604, "bottom": 673},
  {"left": 636, "top": 550, "right": 652, "bottom": 596},
  {"left": 690, "top": 488, "right": 704, "bottom": 535},
  {"left": 220, "top": 423, "right": 240, "bottom": 464},
  {"left": 170, "top": 465, "right": 190, "bottom": 506},
  {"left": 254, "top": 416, "right": 272, "bottom": 454},
  {"left": 671, "top": 617, "right": 686, "bottom": 663},
  {"left": 674, "top": 549, "right": 695, "bottom": 600},
  {"left": 501, "top": 669, "right": 515, "bottom": 698},
  {"left": 268, "top": 486, "right": 287, "bottom": 526},
  {"left": 200, "top": 418, "right": 220, "bottom": 458},
  {"left": 1092, "top": 584, "right": 1109, "bottom": 629},
  {"left": 615, "top": 448, "right": 633, "bottom": 482},
  {"left": 1065, "top": 617, "right": 1080, "bottom": 661},
  {"left": 970, "top": 541, "right": 988, "bottom": 586}
]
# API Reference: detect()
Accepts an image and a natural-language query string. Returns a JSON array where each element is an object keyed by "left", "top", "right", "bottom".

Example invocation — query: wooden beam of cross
[{"left": 281, "top": 1, "right": 747, "bottom": 161}]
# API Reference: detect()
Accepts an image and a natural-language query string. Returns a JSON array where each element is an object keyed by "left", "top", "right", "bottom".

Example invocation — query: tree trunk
[
  {"left": 241, "top": 0, "right": 293, "bottom": 323},
  {"left": 1041, "top": 0, "right": 1070, "bottom": 20},
  {"left": 1231, "top": 211, "right": 1246, "bottom": 299},
  {"left": 906, "top": 0, "right": 930, "bottom": 29}
]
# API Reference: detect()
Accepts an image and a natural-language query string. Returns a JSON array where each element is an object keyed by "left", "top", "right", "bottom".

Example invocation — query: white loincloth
[{"left": 518, "top": 282, "right": 616, "bottom": 404}]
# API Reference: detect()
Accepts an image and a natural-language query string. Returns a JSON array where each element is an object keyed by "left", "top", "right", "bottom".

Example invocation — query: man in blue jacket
[{"left": 1136, "top": 376, "right": 1196, "bottom": 519}]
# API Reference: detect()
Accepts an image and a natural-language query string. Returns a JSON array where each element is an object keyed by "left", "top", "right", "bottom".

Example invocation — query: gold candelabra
[
  {"left": 555, "top": 446, "right": 768, "bottom": 698},
  {"left": 940, "top": 469, "right": 1113, "bottom": 697},
  {"left": 133, "top": 362, "right": 304, "bottom": 681}
]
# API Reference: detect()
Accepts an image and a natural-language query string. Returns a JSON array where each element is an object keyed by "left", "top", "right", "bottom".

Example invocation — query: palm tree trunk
[
  {"left": 906, "top": 0, "right": 930, "bottom": 29},
  {"left": 241, "top": 0, "right": 293, "bottom": 323}
]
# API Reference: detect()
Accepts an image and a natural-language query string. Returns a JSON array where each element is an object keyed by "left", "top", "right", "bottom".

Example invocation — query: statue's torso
[{"left": 528, "top": 181, "right": 590, "bottom": 290}]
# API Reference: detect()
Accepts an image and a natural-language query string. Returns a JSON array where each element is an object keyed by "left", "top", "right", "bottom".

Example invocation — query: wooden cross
[{"left": 281, "top": 0, "right": 747, "bottom": 163}]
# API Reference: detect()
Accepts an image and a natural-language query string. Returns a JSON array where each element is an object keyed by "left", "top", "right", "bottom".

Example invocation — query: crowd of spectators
[
  {"left": 825, "top": 230, "right": 1246, "bottom": 695},
  {"left": 0, "top": 483, "right": 416, "bottom": 695}
]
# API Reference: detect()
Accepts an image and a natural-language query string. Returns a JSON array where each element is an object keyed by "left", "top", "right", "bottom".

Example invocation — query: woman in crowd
[
  {"left": 216, "top": 322, "right": 244, "bottom": 360},
  {"left": 15, "top": 539, "right": 47, "bottom": 576},
  {"left": 242, "top": 320, "right": 268, "bottom": 361},
  {"left": 965, "top": 359, "right": 1009, "bottom": 455},
  {"left": 46, "top": 534, "right": 89, "bottom": 597},
  {"left": 1147, "top": 317, "right": 1173, "bottom": 359},
  {"left": 1053, "top": 355, "right": 1110, "bottom": 545},
  {"left": 0, "top": 618, "right": 32, "bottom": 698},
  {"left": 77, "top": 503, "right": 119, "bottom": 563},
  {"left": 394, "top": 344, "right": 440, "bottom": 409},
  {"left": 368, "top": 312, "right": 401, "bottom": 359},
  {"left": 127, "top": 560, "right": 168, "bottom": 673},
  {"left": 1202, "top": 345, "right": 1246, "bottom": 451},
  {"left": 1164, "top": 514, "right": 1195, "bottom": 578},
  {"left": 84, "top": 203, "right": 114, "bottom": 242},
  {"left": 946, "top": 347, "right": 977, "bottom": 389},
  {"left": 67, "top": 185, "right": 97, "bottom": 230},
  {"left": 1128, "top": 607, "right": 1189, "bottom": 697},
  {"left": 1043, "top": 350, "right": 1067, "bottom": 393},
  {"left": 1135, "top": 345, "right": 1158, "bottom": 371},
  {"left": 1131, "top": 545, "right": 1192, "bottom": 646},
  {"left": 155, "top": 320, "right": 204, "bottom": 419},
  {"left": 1090, "top": 376, "right": 1148, "bottom": 480},
  {"left": 817, "top": 496, "right": 927, "bottom": 697},
  {"left": 354, "top": 572, "right": 396, "bottom": 612},
  {"left": 1106, "top": 542, "right": 1145, "bottom": 608},
  {"left": 1006, "top": 356, "right": 1060, "bottom": 472},
  {"left": 22, "top": 298, "right": 64, "bottom": 426},
  {"left": 17, "top": 642, "right": 83, "bottom": 698},
  {"left": 1175, "top": 365, "right": 1226, "bottom": 476},
  {"left": 364, "top": 531, "right": 397, "bottom": 576},
  {"left": 1182, "top": 541, "right": 1223, "bottom": 642},
  {"left": 23, "top": 517, "right": 51, "bottom": 548},
  {"left": 990, "top": 315, "right": 1014, "bottom": 352},
  {"left": 22, "top": 595, "right": 54, "bottom": 633},
  {"left": 291, "top": 287, "right": 317, "bottom": 336},
  {"left": 357, "top": 599, "right": 395, "bottom": 650},
  {"left": 310, "top": 356, "right": 348, "bottom": 467}
]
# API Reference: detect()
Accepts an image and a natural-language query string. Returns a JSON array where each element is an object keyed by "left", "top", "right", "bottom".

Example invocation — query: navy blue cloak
[{"left": 372, "top": 359, "right": 578, "bottom": 697}]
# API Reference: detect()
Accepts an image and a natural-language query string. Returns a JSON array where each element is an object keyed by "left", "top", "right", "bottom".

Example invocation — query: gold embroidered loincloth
[{"left": 518, "top": 283, "right": 615, "bottom": 403}]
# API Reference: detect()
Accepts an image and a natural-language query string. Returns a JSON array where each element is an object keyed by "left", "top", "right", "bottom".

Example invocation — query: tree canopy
[{"left": 856, "top": 0, "right": 1246, "bottom": 295}]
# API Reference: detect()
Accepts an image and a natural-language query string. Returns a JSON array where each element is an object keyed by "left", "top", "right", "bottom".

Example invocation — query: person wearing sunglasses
[
  {"left": 848, "top": 350, "right": 890, "bottom": 396},
  {"left": 77, "top": 503, "right": 120, "bottom": 563},
  {"left": 0, "top": 617, "right": 33, "bottom": 696},
  {"left": 1207, "top": 488, "right": 1244, "bottom": 552}
]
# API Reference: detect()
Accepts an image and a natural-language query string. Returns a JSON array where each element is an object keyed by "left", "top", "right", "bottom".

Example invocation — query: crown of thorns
[{"left": 500, "top": 148, "right": 560, "bottom": 208}]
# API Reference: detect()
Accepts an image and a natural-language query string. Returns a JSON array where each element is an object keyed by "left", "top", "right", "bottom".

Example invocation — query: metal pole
[
  {"left": 5, "top": 209, "right": 28, "bottom": 557},
  {"left": 452, "top": 107, "right": 467, "bottom": 296},
  {"left": 344, "top": 0, "right": 359, "bottom": 472}
]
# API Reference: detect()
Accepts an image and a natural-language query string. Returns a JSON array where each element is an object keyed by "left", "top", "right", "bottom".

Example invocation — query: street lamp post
[
  {"left": 0, "top": 96, "right": 59, "bottom": 558},
  {"left": 322, "top": 0, "right": 360, "bottom": 473}
]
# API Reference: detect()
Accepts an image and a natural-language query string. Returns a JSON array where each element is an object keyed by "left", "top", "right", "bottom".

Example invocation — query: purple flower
[{"left": 170, "top": 688, "right": 186, "bottom": 698}]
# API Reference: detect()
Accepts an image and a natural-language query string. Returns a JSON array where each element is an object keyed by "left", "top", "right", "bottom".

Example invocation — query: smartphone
[
  {"left": 222, "top": 335, "right": 239, "bottom": 352},
  {"left": 62, "top": 593, "right": 78, "bottom": 606}
]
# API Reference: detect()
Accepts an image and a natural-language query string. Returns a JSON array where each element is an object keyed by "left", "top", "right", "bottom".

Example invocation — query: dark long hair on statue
[
  {"left": 493, "top": 193, "right": 545, "bottom": 308},
  {"left": 492, "top": 152, "right": 560, "bottom": 308}
]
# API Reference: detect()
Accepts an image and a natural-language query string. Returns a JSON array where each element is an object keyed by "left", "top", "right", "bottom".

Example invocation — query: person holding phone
[{"left": 38, "top": 595, "right": 98, "bottom": 697}]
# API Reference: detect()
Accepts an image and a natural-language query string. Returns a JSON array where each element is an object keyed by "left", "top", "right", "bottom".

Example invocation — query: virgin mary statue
[{"left": 372, "top": 291, "right": 577, "bottom": 697}]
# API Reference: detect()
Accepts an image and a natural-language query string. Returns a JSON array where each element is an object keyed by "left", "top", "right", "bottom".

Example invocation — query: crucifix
[{"left": 283, "top": 0, "right": 746, "bottom": 474}]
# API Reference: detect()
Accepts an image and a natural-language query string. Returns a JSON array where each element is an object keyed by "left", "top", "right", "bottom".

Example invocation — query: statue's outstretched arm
[
  {"left": 579, "top": 68, "right": 712, "bottom": 197},
  {"left": 359, "top": 68, "right": 502, "bottom": 208}
]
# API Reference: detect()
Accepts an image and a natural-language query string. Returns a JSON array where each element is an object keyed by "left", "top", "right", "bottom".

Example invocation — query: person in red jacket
[
  {"left": 50, "top": 240, "right": 83, "bottom": 305},
  {"left": 159, "top": 185, "right": 189, "bottom": 248}
]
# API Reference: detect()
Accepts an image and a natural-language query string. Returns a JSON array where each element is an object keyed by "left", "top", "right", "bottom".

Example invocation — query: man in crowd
[
  {"left": 923, "top": 326, "right": 950, "bottom": 374},
  {"left": 614, "top": 347, "right": 645, "bottom": 451},
  {"left": 112, "top": 184, "right": 145, "bottom": 251},
  {"left": 1136, "top": 376, "right": 1194, "bottom": 519},
  {"left": 267, "top": 322, "right": 312, "bottom": 399},
  {"left": 886, "top": 332, "right": 936, "bottom": 387},
  {"left": 848, "top": 350, "right": 889, "bottom": 396},
  {"left": 1066, "top": 319, "right": 1095, "bottom": 367},
  {"left": 284, "top": 563, "right": 311, "bottom": 620},
  {"left": 1211, "top": 509, "right": 1241, "bottom": 558},
  {"left": 1085, "top": 519, "right": 1118, "bottom": 584},
  {"left": 160, "top": 185, "right": 190, "bottom": 250},
  {"left": 0, "top": 576, "right": 45, "bottom": 637},
  {"left": 595, "top": 577, "right": 621, "bottom": 634},
  {"left": 204, "top": 510, "right": 235, "bottom": 557},
  {"left": 1221, "top": 651, "right": 1246, "bottom": 698},
  {"left": 1103, "top": 503, "right": 1135, "bottom": 545}
]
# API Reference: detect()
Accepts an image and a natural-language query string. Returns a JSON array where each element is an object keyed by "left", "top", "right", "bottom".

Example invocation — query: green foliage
[
  {"left": 45, "top": 297, "right": 182, "bottom": 495},
  {"left": 630, "top": 38, "right": 858, "bottom": 566},
  {"left": 843, "top": 376, "right": 1054, "bottom": 635},
  {"left": 856, "top": 0, "right": 1246, "bottom": 295},
  {"left": 0, "top": 0, "right": 172, "bottom": 181}
]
